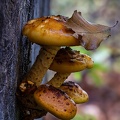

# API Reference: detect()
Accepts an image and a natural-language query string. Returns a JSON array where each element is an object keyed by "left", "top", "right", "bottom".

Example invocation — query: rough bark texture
[{"left": 0, "top": 0, "right": 50, "bottom": 120}]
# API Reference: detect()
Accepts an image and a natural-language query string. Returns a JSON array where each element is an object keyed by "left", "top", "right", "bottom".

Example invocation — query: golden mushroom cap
[
  {"left": 49, "top": 47, "right": 94, "bottom": 73},
  {"left": 60, "top": 81, "right": 89, "bottom": 104},
  {"left": 22, "top": 15, "right": 80, "bottom": 46},
  {"left": 34, "top": 84, "right": 77, "bottom": 120}
]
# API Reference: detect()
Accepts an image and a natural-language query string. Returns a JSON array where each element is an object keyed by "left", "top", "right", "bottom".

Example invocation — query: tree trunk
[{"left": 0, "top": 0, "right": 50, "bottom": 120}]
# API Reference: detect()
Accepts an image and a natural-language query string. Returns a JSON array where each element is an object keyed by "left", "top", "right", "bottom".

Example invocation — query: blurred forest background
[{"left": 43, "top": 0, "right": 120, "bottom": 120}]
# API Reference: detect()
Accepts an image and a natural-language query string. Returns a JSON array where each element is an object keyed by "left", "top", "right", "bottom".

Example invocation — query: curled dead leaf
[{"left": 65, "top": 10, "right": 113, "bottom": 50}]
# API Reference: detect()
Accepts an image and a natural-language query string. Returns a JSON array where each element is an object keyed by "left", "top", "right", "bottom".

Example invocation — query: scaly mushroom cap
[
  {"left": 22, "top": 16, "right": 80, "bottom": 46},
  {"left": 49, "top": 47, "right": 94, "bottom": 73},
  {"left": 60, "top": 81, "right": 89, "bottom": 104},
  {"left": 34, "top": 84, "right": 77, "bottom": 120}
]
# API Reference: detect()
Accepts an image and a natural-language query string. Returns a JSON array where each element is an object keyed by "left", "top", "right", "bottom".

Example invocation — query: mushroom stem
[
  {"left": 17, "top": 46, "right": 59, "bottom": 119},
  {"left": 20, "top": 46, "right": 60, "bottom": 90},
  {"left": 47, "top": 72, "right": 70, "bottom": 88}
]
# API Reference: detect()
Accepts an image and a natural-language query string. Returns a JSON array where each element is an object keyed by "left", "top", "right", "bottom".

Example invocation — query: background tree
[{"left": 0, "top": 0, "right": 50, "bottom": 120}]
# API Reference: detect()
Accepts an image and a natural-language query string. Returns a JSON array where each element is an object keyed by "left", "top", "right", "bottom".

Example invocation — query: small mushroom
[
  {"left": 60, "top": 81, "right": 89, "bottom": 104},
  {"left": 47, "top": 47, "right": 94, "bottom": 88},
  {"left": 34, "top": 84, "right": 77, "bottom": 120},
  {"left": 49, "top": 47, "right": 94, "bottom": 73},
  {"left": 20, "top": 15, "right": 81, "bottom": 89}
]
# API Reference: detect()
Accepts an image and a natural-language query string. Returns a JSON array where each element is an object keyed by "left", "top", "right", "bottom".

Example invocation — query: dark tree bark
[{"left": 0, "top": 0, "right": 50, "bottom": 120}]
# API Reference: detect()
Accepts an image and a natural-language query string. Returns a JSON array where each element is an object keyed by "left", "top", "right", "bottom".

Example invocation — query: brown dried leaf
[{"left": 65, "top": 10, "right": 111, "bottom": 50}]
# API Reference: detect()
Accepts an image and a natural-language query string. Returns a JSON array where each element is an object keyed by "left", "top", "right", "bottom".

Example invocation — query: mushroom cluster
[{"left": 17, "top": 10, "right": 111, "bottom": 120}]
